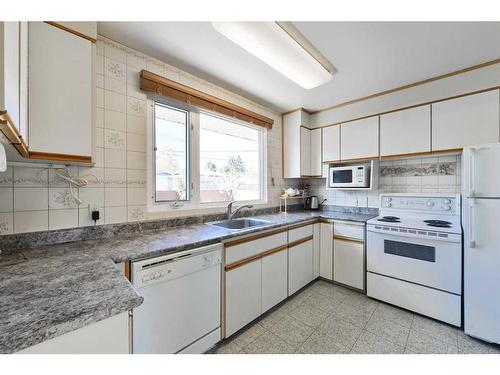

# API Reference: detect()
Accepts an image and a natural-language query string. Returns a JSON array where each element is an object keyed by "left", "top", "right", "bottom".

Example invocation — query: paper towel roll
[{"left": 0, "top": 143, "right": 7, "bottom": 172}]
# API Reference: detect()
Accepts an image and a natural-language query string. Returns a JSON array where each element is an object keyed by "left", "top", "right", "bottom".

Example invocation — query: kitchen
[{"left": 1, "top": 2, "right": 500, "bottom": 372}]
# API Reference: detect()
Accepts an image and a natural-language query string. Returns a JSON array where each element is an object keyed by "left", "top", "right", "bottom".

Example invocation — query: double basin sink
[{"left": 209, "top": 218, "right": 270, "bottom": 231}]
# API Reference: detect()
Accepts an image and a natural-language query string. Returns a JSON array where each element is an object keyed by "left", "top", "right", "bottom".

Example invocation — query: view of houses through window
[{"left": 154, "top": 102, "right": 264, "bottom": 205}]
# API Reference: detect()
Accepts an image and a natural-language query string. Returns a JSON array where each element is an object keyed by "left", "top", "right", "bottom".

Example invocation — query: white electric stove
[{"left": 366, "top": 193, "right": 463, "bottom": 326}]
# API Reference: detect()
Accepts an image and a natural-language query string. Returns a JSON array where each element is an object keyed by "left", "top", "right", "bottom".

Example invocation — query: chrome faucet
[{"left": 227, "top": 201, "right": 253, "bottom": 220}]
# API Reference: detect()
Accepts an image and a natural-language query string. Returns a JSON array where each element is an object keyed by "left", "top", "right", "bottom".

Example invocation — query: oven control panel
[{"left": 380, "top": 194, "right": 459, "bottom": 215}]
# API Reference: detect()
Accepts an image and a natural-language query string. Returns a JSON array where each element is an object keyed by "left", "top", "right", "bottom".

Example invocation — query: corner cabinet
[
  {"left": 28, "top": 22, "right": 95, "bottom": 163},
  {"left": 432, "top": 90, "right": 500, "bottom": 151},
  {"left": 283, "top": 109, "right": 321, "bottom": 178},
  {"left": 380, "top": 105, "right": 431, "bottom": 157}
]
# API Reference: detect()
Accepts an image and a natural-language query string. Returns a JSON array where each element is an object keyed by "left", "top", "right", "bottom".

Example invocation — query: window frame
[
  {"left": 152, "top": 102, "right": 191, "bottom": 203},
  {"left": 147, "top": 97, "right": 268, "bottom": 213}
]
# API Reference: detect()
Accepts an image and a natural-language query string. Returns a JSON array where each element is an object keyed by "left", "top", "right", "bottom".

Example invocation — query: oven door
[{"left": 367, "top": 230, "right": 461, "bottom": 294}]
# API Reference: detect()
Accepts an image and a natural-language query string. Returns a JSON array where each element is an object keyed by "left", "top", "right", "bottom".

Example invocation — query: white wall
[
  {"left": 0, "top": 36, "right": 287, "bottom": 235},
  {"left": 311, "top": 62, "right": 500, "bottom": 128}
]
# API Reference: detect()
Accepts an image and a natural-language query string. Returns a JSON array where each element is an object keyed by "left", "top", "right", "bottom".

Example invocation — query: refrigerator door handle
[
  {"left": 468, "top": 147, "right": 476, "bottom": 198},
  {"left": 469, "top": 199, "right": 476, "bottom": 248}
]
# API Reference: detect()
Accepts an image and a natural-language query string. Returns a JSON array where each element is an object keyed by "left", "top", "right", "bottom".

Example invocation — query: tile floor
[{"left": 211, "top": 280, "right": 500, "bottom": 354}]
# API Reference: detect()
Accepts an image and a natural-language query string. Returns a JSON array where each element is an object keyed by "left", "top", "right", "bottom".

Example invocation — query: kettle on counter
[{"left": 304, "top": 196, "right": 326, "bottom": 210}]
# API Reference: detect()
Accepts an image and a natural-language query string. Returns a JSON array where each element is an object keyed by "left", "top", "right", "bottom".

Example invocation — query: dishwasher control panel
[{"left": 131, "top": 244, "right": 222, "bottom": 288}]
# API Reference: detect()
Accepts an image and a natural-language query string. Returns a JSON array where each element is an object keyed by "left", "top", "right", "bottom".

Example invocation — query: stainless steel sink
[{"left": 209, "top": 218, "right": 270, "bottom": 231}]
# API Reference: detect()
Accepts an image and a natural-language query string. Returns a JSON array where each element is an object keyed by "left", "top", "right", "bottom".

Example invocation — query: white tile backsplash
[
  {"left": 310, "top": 154, "right": 462, "bottom": 208},
  {"left": 1, "top": 37, "right": 284, "bottom": 235}
]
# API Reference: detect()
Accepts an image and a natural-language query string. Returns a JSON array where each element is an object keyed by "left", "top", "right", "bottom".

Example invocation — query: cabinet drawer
[
  {"left": 289, "top": 223, "right": 314, "bottom": 242},
  {"left": 333, "top": 222, "right": 364, "bottom": 241},
  {"left": 225, "top": 230, "right": 287, "bottom": 264}
]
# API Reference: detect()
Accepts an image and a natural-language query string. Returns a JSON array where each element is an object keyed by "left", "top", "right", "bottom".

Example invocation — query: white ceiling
[{"left": 98, "top": 22, "right": 500, "bottom": 113}]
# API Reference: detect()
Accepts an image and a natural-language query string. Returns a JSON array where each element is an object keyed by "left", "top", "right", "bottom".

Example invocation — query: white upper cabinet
[
  {"left": 300, "top": 126, "right": 311, "bottom": 176},
  {"left": 310, "top": 128, "right": 322, "bottom": 176},
  {"left": 0, "top": 22, "right": 28, "bottom": 155},
  {"left": 432, "top": 90, "right": 500, "bottom": 151},
  {"left": 29, "top": 22, "right": 94, "bottom": 159},
  {"left": 340, "top": 116, "right": 379, "bottom": 160},
  {"left": 0, "top": 22, "right": 20, "bottom": 128},
  {"left": 322, "top": 125, "right": 340, "bottom": 163},
  {"left": 380, "top": 105, "right": 431, "bottom": 156},
  {"left": 283, "top": 109, "right": 313, "bottom": 178}
]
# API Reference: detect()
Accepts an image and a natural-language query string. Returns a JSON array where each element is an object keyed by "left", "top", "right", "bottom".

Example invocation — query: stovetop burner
[
  {"left": 424, "top": 219, "right": 452, "bottom": 228},
  {"left": 377, "top": 216, "right": 401, "bottom": 223}
]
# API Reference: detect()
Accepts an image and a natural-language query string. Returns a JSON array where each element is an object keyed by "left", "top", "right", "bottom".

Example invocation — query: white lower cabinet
[
  {"left": 333, "top": 222, "right": 365, "bottom": 291},
  {"left": 18, "top": 312, "right": 129, "bottom": 354},
  {"left": 288, "top": 238, "right": 314, "bottom": 295},
  {"left": 313, "top": 223, "right": 320, "bottom": 278},
  {"left": 261, "top": 249, "right": 288, "bottom": 313},
  {"left": 225, "top": 259, "right": 262, "bottom": 337},
  {"left": 319, "top": 222, "right": 333, "bottom": 280},
  {"left": 333, "top": 238, "right": 364, "bottom": 290}
]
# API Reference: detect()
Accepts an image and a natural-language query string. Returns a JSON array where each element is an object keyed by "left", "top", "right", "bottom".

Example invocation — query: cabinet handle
[
  {"left": 333, "top": 235, "right": 364, "bottom": 244},
  {"left": 288, "top": 235, "right": 314, "bottom": 248}
]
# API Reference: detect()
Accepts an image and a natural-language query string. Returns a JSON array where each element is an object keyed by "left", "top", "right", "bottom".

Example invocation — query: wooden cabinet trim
[
  {"left": 0, "top": 110, "right": 29, "bottom": 158},
  {"left": 28, "top": 151, "right": 92, "bottom": 164},
  {"left": 333, "top": 235, "right": 364, "bottom": 244},
  {"left": 288, "top": 235, "right": 314, "bottom": 249},
  {"left": 288, "top": 220, "right": 318, "bottom": 230},
  {"left": 224, "top": 227, "right": 287, "bottom": 248},
  {"left": 380, "top": 148, "right": 462, "bottom": 160},
  {"left": 141, "top": 70, "right": 273, "bottom": 128},
  {"left": 260, "top": 244, "right": 288, "bottom": 259},
  {"left": 311, "top": 86, "right": 500, "bottom": 129},
  {"left": 225, "top": 244, "right": 288, "bottom": 272},
  {"left": 44, "top": 22, "right": 97, "bottom": 43}
]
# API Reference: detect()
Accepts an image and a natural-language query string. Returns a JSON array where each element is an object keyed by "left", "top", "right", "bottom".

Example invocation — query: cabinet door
[
  {"left": 283, "top": 112, "right": 301, "bottom": 178},
  {"left": 313, "top": 223, "right": 320, "bottom": 279},
  {"left": 310, "top": 128, "right": 322, "bottom": 176},
  {"left": 300, "top": 127, "right": 311, "bottom": 176},
  {"left": 322, "top": 125, "right": 340, "bottom": 163},
  {"left": 261, "top": 249, "right": 288, "bottom": 313},
  {"left": 0, "top": 22, "right": 20, "bottom": 128},
  {"left": 29, "top": 22, "right": 93, "bottom": 157},
  {"left": 319, "top": 222, "right": 333, "bottom": 280},
  {"left": 333, "top": 238, "right": 364, "bottom": 290},
  {"left": 432, "top": 90, "right": 500, "bottom": 151},
  {"left": 380, "top": 105, "right": 430, "bottom": 156},
  {"left": 225, "top": 260, "right": 262, "bottom": 337},
  {"left": 288, "top": 239, "right": 313, "bottom": 295},
  {"left": 19, "top": 312, "right": 129, "bottom": 354},
  {"left": 341, "top": 116, "right": 379, "bottom": 160}
]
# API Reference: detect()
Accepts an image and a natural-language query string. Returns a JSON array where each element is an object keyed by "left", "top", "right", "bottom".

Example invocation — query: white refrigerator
[{"left": 462, "top": 143, "right": 500, "bottom": 344}]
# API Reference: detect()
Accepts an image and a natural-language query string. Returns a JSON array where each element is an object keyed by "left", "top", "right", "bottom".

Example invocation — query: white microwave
[{"left": 329, "top": 165, "right": 370, "bottom": 188}]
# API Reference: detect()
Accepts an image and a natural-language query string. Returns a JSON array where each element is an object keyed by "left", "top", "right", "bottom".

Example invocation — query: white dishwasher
[{"left": 132, "top": 243, "right": 222, "bottom": 354}]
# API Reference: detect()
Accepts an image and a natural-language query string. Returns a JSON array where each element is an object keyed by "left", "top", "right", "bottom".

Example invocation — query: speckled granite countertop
[{"left": 0, "top": 209, "right": 376, "bottom": 353}]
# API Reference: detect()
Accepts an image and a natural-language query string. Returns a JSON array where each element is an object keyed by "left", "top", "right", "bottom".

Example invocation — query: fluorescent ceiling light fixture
[{"left": 212, "top": 22, "right": 335, "bottom": 90}]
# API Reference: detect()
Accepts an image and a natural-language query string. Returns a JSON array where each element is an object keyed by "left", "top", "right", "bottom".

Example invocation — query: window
[
  {"left": 150, "top": 100, "right": 266, "bottom": 209},
  {"left": 154, "top": 103, "right": 189, "bottom": 202},
  {"left": 200, "top": 113, "right": 263, "bottom": 203}
]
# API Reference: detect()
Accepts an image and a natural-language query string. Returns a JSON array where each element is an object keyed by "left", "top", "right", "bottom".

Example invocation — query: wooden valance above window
[{"left": 140, "top": 70, "right": 274, "bottom": 129}]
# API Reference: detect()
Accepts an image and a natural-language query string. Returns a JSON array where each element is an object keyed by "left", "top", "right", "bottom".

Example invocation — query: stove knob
[
  {"left": 386, "top": 202, "right": 392, "bottom": 208},
  {"left": 443, "top": 205, "right": 451, "bottom": 211},
  {"left": 443, "top": 199, "right": 451, "bottom": 204},
  {"left": 426, "top": 200, "right": 435, "bottom": 207},
  {"left": 386, "top": 197, "right": 392, "bottom": 202}
]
